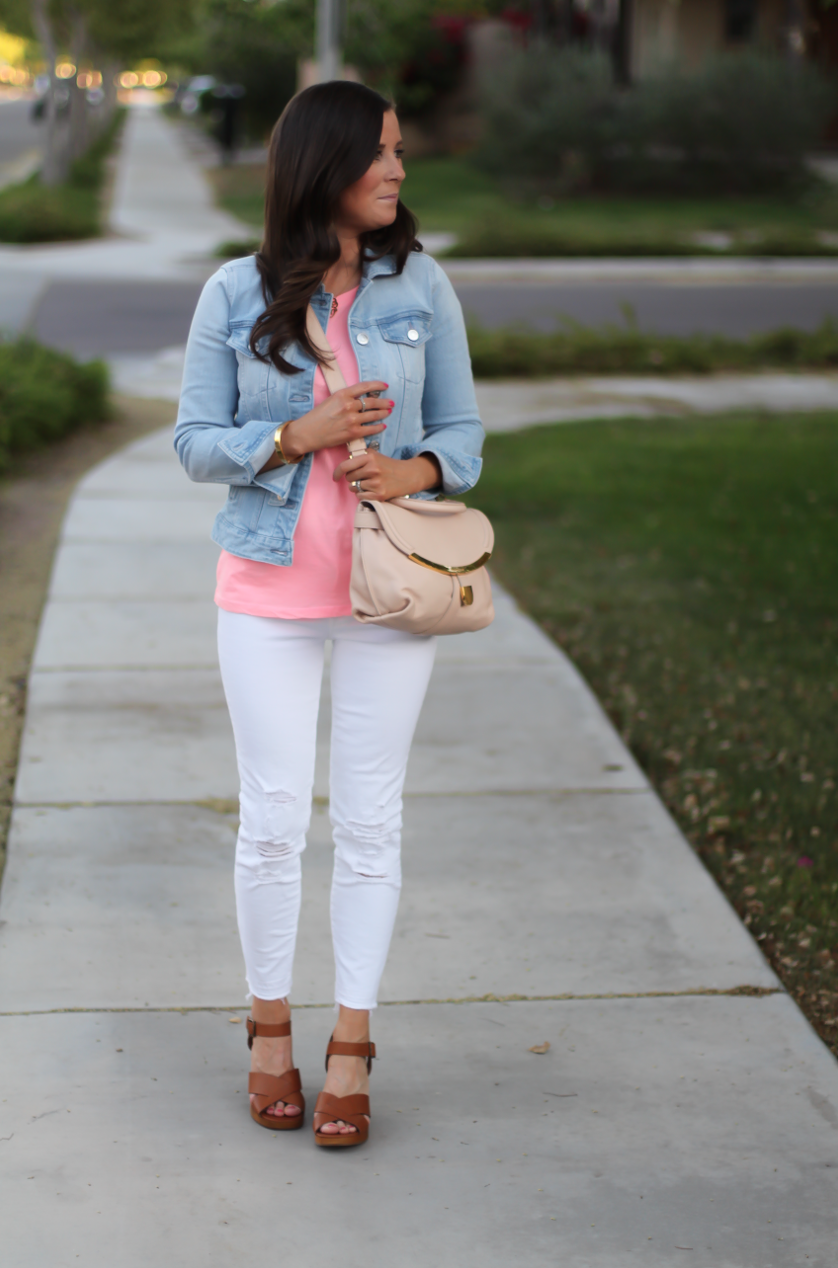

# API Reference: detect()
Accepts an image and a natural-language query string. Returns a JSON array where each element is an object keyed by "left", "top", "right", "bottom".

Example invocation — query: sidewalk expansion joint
[
  {"left": 31, "top": 665, "right": 221, "bottom": 674},
  {"left": 30, "top": 661, "right": 563, "bottom": 673},
  {"left": 12, "top": 788, "right": 653, "bottom": 811},
  {"left": 0, "top": 987, "right": 783, "bottom": 1017}
]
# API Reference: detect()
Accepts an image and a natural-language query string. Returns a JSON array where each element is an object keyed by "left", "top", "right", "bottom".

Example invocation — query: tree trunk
[
  {"left": 614, "top": 0, "right": 633, "bottom": 85},
  {"left": 68, "top": 9, "right": 89, "bottom": 161},
  {"left": 99, "top": 59, "right": 119, "bottom": 131},
  {"left": 30, "top": 0, "right": 63, "bottom": 185}
]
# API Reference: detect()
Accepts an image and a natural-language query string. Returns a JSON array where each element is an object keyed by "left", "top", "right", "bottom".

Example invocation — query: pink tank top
[{"left": 215, "top": 286, "right": 360, "bottom": 619}]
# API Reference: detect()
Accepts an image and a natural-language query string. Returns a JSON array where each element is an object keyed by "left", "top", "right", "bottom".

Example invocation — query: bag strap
[{"left": 305, "top": 304, "right": 366, "bottom": 460}]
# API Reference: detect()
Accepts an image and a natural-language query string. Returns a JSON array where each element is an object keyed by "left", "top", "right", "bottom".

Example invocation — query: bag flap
[
  {"left": 355, "top": 499, "right": 493, "bottom": 574},
  {"left": 389, "top": 497, "right": 467, "bottom": 515}
]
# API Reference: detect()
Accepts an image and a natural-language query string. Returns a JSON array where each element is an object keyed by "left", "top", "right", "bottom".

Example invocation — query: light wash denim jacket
[{"left": 174, "top": 251, "right": 484, "bottom": 565}]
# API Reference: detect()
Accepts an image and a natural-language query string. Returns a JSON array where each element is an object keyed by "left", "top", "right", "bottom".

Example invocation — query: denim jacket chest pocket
[
  {"left": 226, "top": 324, "right": 269, "bottom": 415},
  {"left": 378, "top": 314, "right": 432, "bottom": 384}
]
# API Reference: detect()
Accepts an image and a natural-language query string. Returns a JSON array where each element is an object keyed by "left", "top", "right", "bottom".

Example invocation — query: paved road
[
  {"left": 0, "top": 96, "right": 42, "bottom": 168},
  {"left": 32, "top": 279, "right": 205, "bottom": 358},
  {"left": 30, "top": 275, "right": 838, "bottom": 361}
]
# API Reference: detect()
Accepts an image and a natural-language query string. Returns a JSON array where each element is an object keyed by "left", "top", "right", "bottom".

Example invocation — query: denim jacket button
[
  {"left": 407, "top": 328, "right": 419, "bottom": 341},
  {"left": 356, "top": 332, "right": 369, "bottom": 345}
]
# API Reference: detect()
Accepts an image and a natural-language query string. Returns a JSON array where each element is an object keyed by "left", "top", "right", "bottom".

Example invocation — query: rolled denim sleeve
[
  {"left": 395, "top": 259, "right": 484, "bottom": 496},
  {"left": 174, "top": 268, "right": 278, "bottom": 486}
]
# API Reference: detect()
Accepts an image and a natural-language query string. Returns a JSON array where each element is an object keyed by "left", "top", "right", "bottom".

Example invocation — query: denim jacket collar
[{"left": 310, "top": 254, "right": 398, "bottom": 316}]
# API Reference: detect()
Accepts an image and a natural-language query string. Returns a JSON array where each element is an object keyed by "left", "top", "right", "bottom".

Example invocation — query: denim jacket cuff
[
  {"left": 397, "top": 443, "right": 482, "bottom": 496},
  {"left": 218, "top": 419, "right": 280, "bottom": 483}
]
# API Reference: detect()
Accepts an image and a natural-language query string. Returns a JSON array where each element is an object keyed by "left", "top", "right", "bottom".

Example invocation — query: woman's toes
[
  {"left": 317, "top": 1118, "right": 348, "bottom": 1135},
  {"left": 266, "top": 1100, "right": 292, "bottom": 1117}
]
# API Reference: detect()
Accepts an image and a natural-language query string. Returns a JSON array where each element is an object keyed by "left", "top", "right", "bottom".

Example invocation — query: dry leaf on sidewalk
[
  {"left": 528, "top": 1041, "right": 551, "bottom": 1054},
  {"left": 228, "top": 1016, "right": 242, "bottom": 1024}
]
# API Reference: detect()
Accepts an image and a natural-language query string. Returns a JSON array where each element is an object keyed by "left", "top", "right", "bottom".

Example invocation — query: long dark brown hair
[{"left": 250, "top": 80, "right": 421, "bottom": 374}]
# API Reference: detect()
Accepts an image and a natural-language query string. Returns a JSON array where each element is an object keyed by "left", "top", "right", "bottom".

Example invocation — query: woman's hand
[
  {"left": 334, "top": 449, "right": 442, "bottom": 502},
  {"left": 259, "top": 382, "right": 392, "bottom": 472}
]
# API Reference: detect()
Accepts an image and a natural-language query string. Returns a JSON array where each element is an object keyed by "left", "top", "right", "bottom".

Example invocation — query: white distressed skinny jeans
[{"left": 217, "top": 609, "right": 437, "bottom": 1010}]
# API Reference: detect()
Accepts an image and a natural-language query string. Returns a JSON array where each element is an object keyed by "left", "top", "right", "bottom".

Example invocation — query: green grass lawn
[
  {"left": 212, "top": 155, "right": 838, "bottom": 256},
  {"left": 209, "top": 163, "right": 266, "bottom": 231},
  {"left": 467, "top": 411, "right": 838, "bottom": 1054}
]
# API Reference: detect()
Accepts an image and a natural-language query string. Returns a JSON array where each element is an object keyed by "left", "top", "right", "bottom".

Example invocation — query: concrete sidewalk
[
  {"left": 1, "top": 427, "right": 837, "bottom": 1266},
  {"left": 110, "top": 343, "right": 838, "bottom": 427}
]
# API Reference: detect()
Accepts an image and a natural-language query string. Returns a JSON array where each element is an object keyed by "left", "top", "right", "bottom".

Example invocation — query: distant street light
[{"left": 316, "top": 0, "right": 343, "bottom": 82}]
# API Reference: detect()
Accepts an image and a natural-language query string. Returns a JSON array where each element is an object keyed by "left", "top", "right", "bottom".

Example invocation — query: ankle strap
[
  {"left": 325, "top": 1036, "right": 376, "bottom": 1074},
  {"left": 247, "top": 1017, "right": 291, "bottom": 1049}
]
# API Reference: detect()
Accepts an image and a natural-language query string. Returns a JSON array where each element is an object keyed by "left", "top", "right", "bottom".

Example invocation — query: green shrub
[
  {"left": 475, "top": 47, "right": 836, "bottom": 196},
  {"left": 0, "top": 108, "right": 125, "bottom": 244},
  {"left": 215, "top": 237, "right": 260, "bottom": 258},
  {"left": 475, "top": 45, "right": 618, "bottom": 195},
  {"left": 623, "top": 53, "right": 837, "bottom": 194},
  {"left": 465, "top": 317, "right": 838, "bottom": 378},
  {"left": 0, "top": 339, "right": 110, "bottom": 470},
  {"left": 0, "top": 179, "right": 99, "bottom": 242},
  {"left": 446, "top": 218, "right": 838, "bottom": 258},
  {"left": 447, "top": 218, "right": 693, "bottom": 258}
]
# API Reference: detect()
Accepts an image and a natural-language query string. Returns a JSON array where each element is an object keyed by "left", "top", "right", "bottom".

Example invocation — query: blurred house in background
[{"left": 623, "top": 0, "right": 833, "bottom": 79}]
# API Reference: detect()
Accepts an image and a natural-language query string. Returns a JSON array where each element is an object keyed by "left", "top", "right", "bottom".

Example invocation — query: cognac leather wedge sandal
[
  {"left": 247, "top": 1017, "right": 306, "bottom": 1131},
  {"left": 313, "top": 1036, "right": 376, "bottom": 1148}
]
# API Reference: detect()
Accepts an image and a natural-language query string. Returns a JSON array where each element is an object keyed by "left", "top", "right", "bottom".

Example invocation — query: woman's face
[{"left": 336, "top": 110, "right": 405, "bottom": 236}]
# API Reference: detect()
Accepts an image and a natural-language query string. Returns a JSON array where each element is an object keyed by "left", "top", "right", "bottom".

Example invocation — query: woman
[{"left": 175, "top": 80, "right": 483, "bottom": 1147}]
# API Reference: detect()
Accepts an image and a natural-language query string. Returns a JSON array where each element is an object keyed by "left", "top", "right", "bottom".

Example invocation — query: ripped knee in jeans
[
  {"left": 254, "top": 788, "right": 298, "bottom": 858},
  {"left": 335, "top": 818, "right": 401, "bottom": 882},
  {"left": 239, "top": 787, "right": 307, "bottom": 865}
]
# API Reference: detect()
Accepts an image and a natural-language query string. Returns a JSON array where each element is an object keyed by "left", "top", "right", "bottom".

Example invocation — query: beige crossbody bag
[{"left": 305, "top": 305, "right": 494, "bottom": 636}]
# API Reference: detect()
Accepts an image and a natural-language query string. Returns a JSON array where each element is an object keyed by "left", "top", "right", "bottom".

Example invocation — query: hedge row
[
  {"left": 448, "top": 222, "right": 838, "bottom": 260},
  {"left": 466, "top": 318, "right": 838, "bottom": 378},
  {"left": 476, "top": 49, "right": 836, "bottom": 196},
  {"left": 0, "top": 338, "right": 110, "bottom": 471}
]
